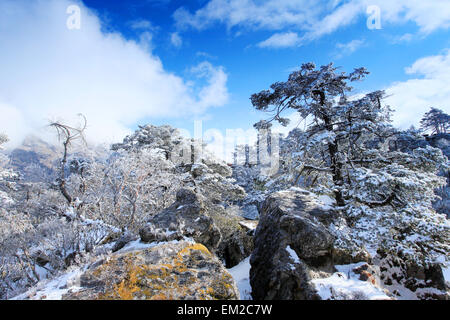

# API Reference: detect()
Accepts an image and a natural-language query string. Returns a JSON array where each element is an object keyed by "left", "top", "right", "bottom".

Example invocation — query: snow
[
  {"left": 443, "top": 265, "right": 450, "bottom": 284},
  {"left": 10, "top": 268, "right": 84, "bottom": 300},
  {"left": 239, "top": 220, "right": 258, "bottom": 231},
  {"left": 118, "top": 238, "right": 195, "bottom": 254},
  {"left": 286, "top": 245, "right": 300, "bottom": 263},
  {"left": 317, "top": 195, "right": 335, "bottom": 207},
  {"left": 10, "top": 239, "right": 197, "bottom": 300},
  {"left": 228, "top": 257, "right": 252, "bottom": 300},
  {"left": 35, "top": 264, "right": 50, "bottom": 281},
  {"left": 311, "top": 262, "right": 390, "bottom": 300}
]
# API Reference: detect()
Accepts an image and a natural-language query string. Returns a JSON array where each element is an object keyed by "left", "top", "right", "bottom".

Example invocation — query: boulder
[
  {"left": 140, "top": 188, "right": 253, "bottom": 268},
  {"left": 250, "top": 188, "right": 375, "bottom": 300},
  {"left": 62, "top": 241, "right": 239, "bottom": 300},
  {"left": 139, "top": 188, "right": 221, "bottom": 250},
  {"left": 250, "top": 189, "right": 337, "bottom": 300}
]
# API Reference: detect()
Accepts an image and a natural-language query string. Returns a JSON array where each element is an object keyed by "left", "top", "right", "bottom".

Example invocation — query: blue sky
[
  {"left": 1, "top": 0, "right": 450, "bottom": 155},
  {"left": 83, "top": 0, "right": 450, "bottom": 133}
]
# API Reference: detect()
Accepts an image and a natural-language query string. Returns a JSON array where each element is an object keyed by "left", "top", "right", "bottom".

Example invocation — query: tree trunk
[
  {"left": 323, "top": 111, "right": 345, "bottom": 206},
  {"left": 59, "top": 141, "right": 72, "bottom": 204}
]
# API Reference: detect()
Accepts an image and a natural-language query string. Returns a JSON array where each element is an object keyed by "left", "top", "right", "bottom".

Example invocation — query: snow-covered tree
[
  {"left": 49, "top": 115, "right": 87, "bottom": 206},
  {"left": 251, "top": 62, "right": 391, "bottom": 205},
  {"left": 71, "top": 147, "right": 182, "bottom": 233},
  {"left": 0, "top": 134, "right": 7, "bottom": 148},
  {"left": 251, "top": 62, "right": 449, "bottom": 267},
  {"left": 420, "top": 107, "right": 450, "bottom": 135},
  {"left": 0, "top": 134, "right": 18, "bottom": 207}
]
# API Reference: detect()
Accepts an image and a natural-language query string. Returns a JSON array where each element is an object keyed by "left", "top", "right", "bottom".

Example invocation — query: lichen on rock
[{"left": 62, "top": 241, "right": 239, "bottom": 300}]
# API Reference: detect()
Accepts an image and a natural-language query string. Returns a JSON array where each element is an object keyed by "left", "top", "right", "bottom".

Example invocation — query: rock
[
  {"left": 250, "top": 189, "right": 339, "bottom": 300},
  {"left": 31, "top": 251, "right": 50, "bottom": 267},
  {"left": 62, "top": 241, "right": 239, "bottom": 300},
  {"left": 375, "top": 251, "right": 449, "bottom": 300},
  {"left": 112, "top": 233, "right": 138, "bottom": 253},
  {"left": 140, "top": 188, "right": 253, "bottom": 268},
  {"left": 331, "top": 247, "right": 372, "bottom": 266},
  {"left": 242, "top": 204, "right": 259, "bottom": 220},
  {"left": 64, "top": 252, "right": 78, "bottom": 267},
  {"left": 200, "top": 158, "right": 232, "bottom": 177},
  {"left": 352, "top": 263, "right": 380, "bottom": 286},
  {"left": 140, "top": 188, "right": 221, "bottom": 250}
]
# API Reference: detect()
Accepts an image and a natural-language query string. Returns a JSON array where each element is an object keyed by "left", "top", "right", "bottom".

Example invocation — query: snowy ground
[
  {"left": 228, "top": 257, "right": 252, "bottom": 300},
  {"left": 311, "top": 262, "right": 391, "bottom": 300},
  {"left": 10, "top": 268, "right": 85, "bottom": 300}
]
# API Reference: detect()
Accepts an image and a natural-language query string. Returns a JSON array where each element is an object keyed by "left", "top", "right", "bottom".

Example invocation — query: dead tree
[{"left": 49, "top": 114, "right": 87, "bottom": 206}]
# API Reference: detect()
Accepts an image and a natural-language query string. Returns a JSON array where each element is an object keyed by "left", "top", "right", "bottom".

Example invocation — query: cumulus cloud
[
  {"left": 174, "top": 0, "right": 450, "bottom": 43},
  {"left": 0, "top": 0, "right": 229, "bottom": 148},
  {"left": 385, "top": 49, "right": 450, "bottom": 129}
]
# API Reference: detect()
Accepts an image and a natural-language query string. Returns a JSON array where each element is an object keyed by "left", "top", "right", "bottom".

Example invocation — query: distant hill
[
  {"left": 7, "top": 135, "right": 109, "bottom": 183},
  {"left": 8, "top": 136, "right": 61, "bottom": 182}
]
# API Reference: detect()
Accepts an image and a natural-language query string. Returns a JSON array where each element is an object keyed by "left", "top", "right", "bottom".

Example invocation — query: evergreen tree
[
  {"left": 251, "top": 62, "right": 449, "bottom": 266},
  {"left": 420, "top": 107, "right": 450, "bottom": 135}
]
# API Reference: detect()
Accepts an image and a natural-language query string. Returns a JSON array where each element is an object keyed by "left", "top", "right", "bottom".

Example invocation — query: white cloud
[
  {"left": 334, "top": 39, "right": 366, "bottom": 58},
  {"left": 190, "top": 62, "right": 229, "bottom": 111},
  {"left": 385, "top": 49, "right": 450, "bottom": 129},
  {"left": 129, "top": 19, "right": 157, "bottom": 31},
  {"left": 0, "top": 0, "right": 229, "bottom": 148},
  {"left": 196, "top": 51, "right": 217, "bottom": 60},
  {"left": 391, "top": 33, "right": 414, "bottom": 44},
  {"left": 170, "top": 32, "right": 183, "bottom": 47},
  {"left": 173, "top": 0, "right": 318, "bottom": 31},
  {"left": 174, "top": 0, "right": 450, "bottom": 42},
  {"left": 257, "top": 32, "right": 302, "bottom": 49}
]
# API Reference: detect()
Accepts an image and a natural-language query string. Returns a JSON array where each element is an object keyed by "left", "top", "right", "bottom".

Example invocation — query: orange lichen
[{"left": 93, "top": 243, "right": 235, "bottom": 301}]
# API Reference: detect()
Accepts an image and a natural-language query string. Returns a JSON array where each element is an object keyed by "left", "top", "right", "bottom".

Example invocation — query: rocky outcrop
[
  {"left": 250, "top": 189, "right": 372, "bottom": 300},
  {"left": 375, "top": 251, "right": 449, "bottom": 300},
  {"left": 140, "top": 188, "right": 253, "bottom": 268},
  {"left": 250, "top": 188, "right": 449, "bottom": 300},
  {"left": 62, "top": 241, "right": 239, "bottom": 300}
]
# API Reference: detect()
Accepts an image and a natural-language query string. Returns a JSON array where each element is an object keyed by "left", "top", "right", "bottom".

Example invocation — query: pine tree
[
  {"left": 251, "top": 62, "right": 449, "bottom": 266},
  {"left": 420, "top": 107, "right": 450, "bottom": 135}
]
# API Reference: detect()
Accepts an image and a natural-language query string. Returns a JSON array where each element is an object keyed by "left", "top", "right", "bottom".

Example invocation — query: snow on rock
[
  {"left": 228, "top": 257, "right": 252, "bottom": 300},
  {"left": 311, "top": 262, "right": 391, "bottom": 300},
  {"left": 10, "top": 268, "right": 85, "bottom": 300},
  {"left": 238, "top": 220, "right": 258, "bottom": 232},
  {"left": 444, "top": 265, "right": 450, "bottom": 284},
  {"left": 117, "top": 239, "right": 193, "bottom": 254},
  {"left": 286, "top": 245, "right": 300, "bottom": 264}
]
